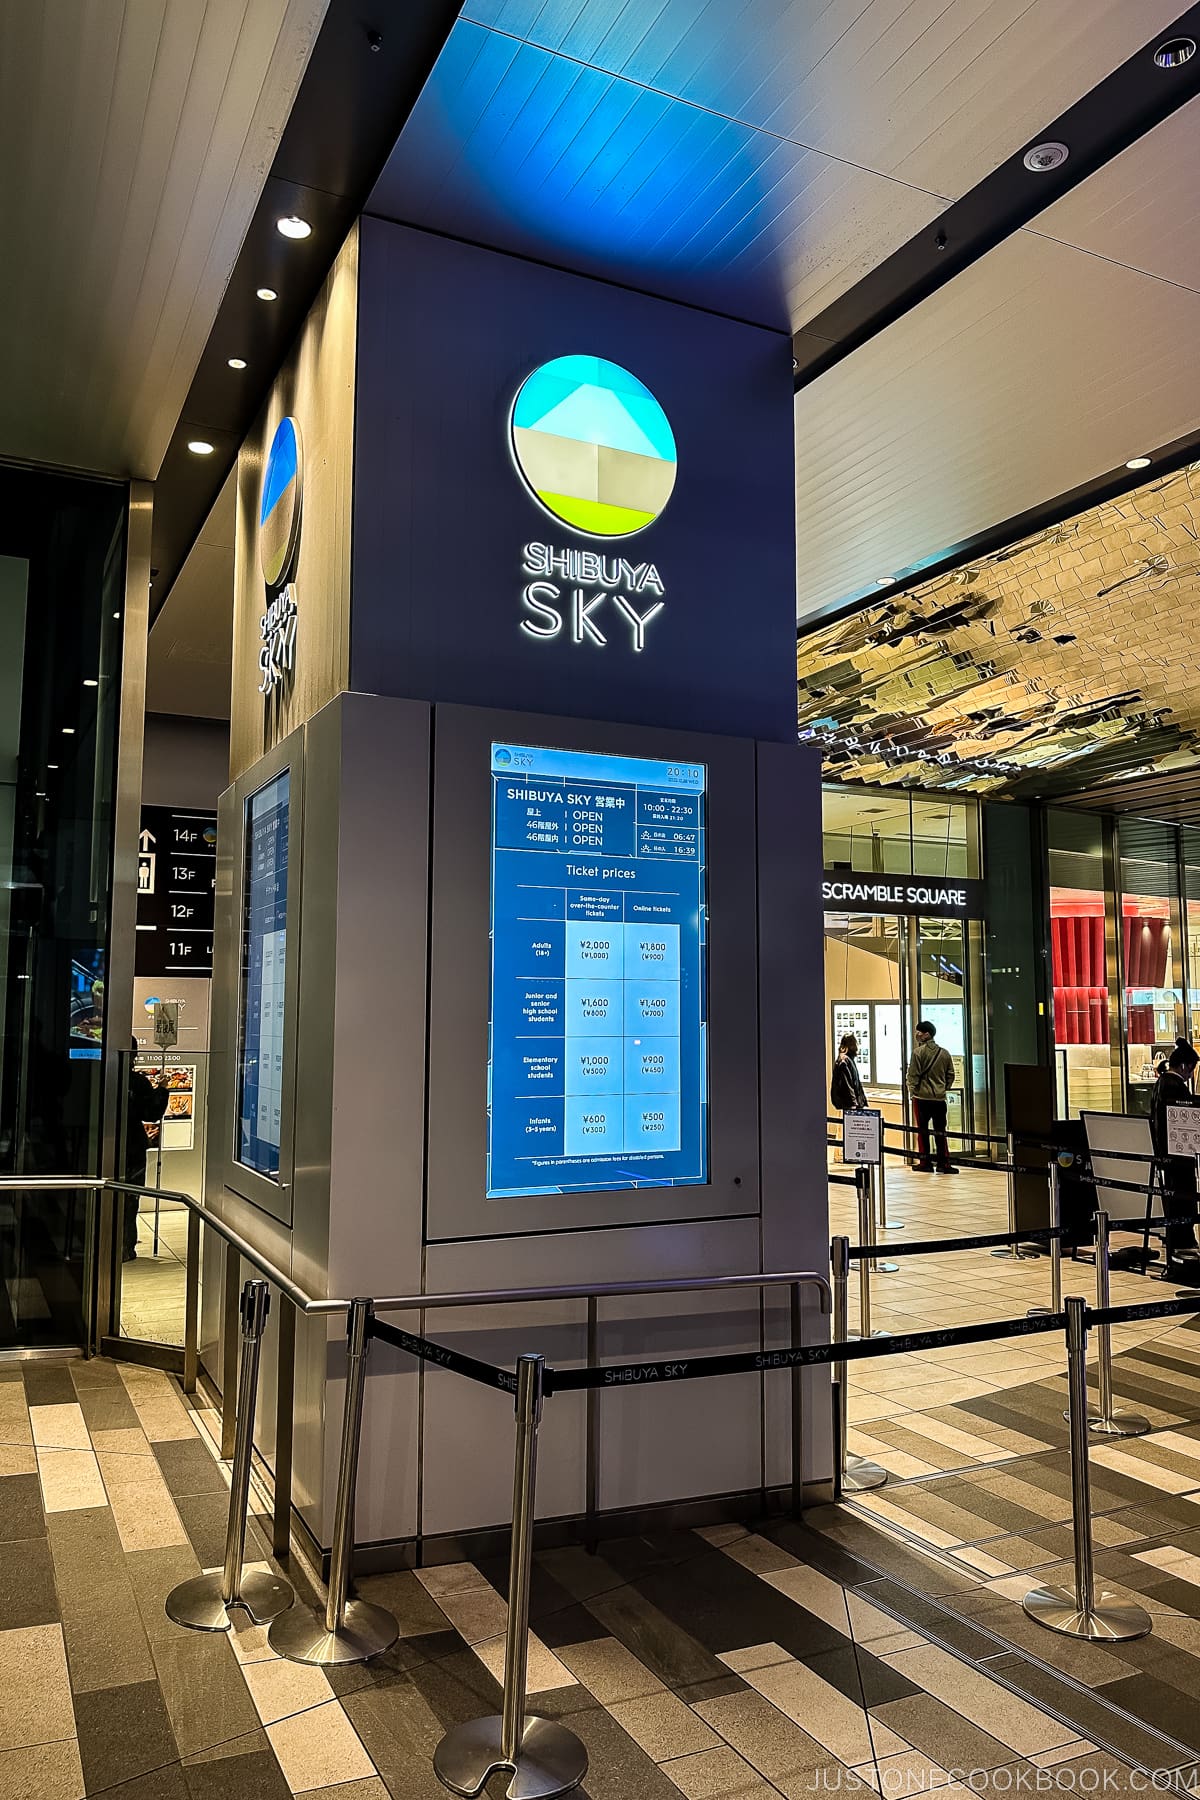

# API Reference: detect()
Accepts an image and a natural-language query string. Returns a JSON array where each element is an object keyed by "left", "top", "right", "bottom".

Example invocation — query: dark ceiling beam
[
  {"left": 793, "top": 5, "right": 1200, "bottom": 392},
  {"left": 149, "top": 0, "right": 463, "bottom": 623}
]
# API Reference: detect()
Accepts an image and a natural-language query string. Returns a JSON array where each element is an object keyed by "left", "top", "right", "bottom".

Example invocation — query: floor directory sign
[
  {"left": 237, "top": 770, "right": 289, "bottom": 1178},
  {"left": 488, "top": 743, "right": 708, "bottom": 1198}
]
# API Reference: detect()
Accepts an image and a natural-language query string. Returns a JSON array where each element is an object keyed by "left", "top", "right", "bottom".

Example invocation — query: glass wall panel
[
  {"left": 1047, "top": 810, "right": 1120, "bottom": 1118},
  {"left": 917, "top": 916, "right": 969, "bottom": 1138},
  {"left": 824, "top": 912, "right": 907, "bottom": 1134},
  {"left": 822, "top": 788, "right": 912, "bottom": 874},
  {"left": 911, "top": 796, "right": 979, "bottom": 878},
  {"left": 1118, "top": 818, "right": 1183, "bottom": 1115},
  {"left": 1184, "top": 829, "right": 1200, "bottom": 1047},
  {"left": 0, "top": 468, "right": 126, "bottom": 1346}
]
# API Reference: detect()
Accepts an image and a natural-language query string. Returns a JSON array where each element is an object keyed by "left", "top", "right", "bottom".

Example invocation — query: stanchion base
[
  {"left": 841, "top": 1455, "right": 888, "bottom": 1493},
  {"left": 268, "top": 1597, "right": 399, "bottom": 1665},
  {"left": 847, "top": 1330, "right": 890, "bottom": 1340},
  {"left": 166, "top": 1569, "right": 294, "bottom": 1632},
  {"left": 873, "top": 1261, "right": 900, "bottom": 1274},
  {"left": 1088, "top": 1409, "right": 1151, "bottom": 1439},
  {"left": 434, "top": 1715, "right": 588, "bottom": 1799},
  {"left": 1022, "top": 1584, "right": 1151, "bottom": 1641},
  {"left": 990, "top": 1247, "right": 1036, "bottom": 1260}
]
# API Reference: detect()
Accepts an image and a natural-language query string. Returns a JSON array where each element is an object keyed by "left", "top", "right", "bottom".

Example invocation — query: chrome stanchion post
[
  {"left": 270, "top": 1298, "right": 399, "bottom": 1664},
  {"left": 831, "top": 1236, "right": 886, "bottom": 1495},
  {"left": 870, "top": 1164, "right": 898, "bottom": 1274},
  {"left": 1087, "top": 1210, "right": 1149, "bottom": 1439},
  {"left": 878, "top": 1144, "right": 903, "bottom": 1230},
  {"left": 434, "top": 1355, "right": 588, "bottom": 1799},
  {"left": 166, "top": 1280, "right": 294, "bottom": 1631},
  {"left": 853, "top": 1172, "right": 887, "bottom": 1334},
  {"left": 1028, "top": 1160, "right": 1063, "bottom": 1319},
  {"left": 1023, "top": 1297, "right": 1151, "bottom": 1642}
]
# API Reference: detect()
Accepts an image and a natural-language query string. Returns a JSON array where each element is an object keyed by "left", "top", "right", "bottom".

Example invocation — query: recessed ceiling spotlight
[
  {"left": 1155, "top": 36, "right": 1196, "bottom": 68},
  {"left": 256, "top": 287, "right": 277, "bottom": 302},
  {"left": 83, "top": 678, "right": 98, "bottom": 688},
  {"left": 62, "top": 727, "right": 75, "bottom": 736},
  {"left": 47, "top": 763, "right": 58, "bottom": 770},
  {"left": 187, "top": 439, "right": 214, "bottom": 456},
  {"left": 876, "top": 575, "right": 897, "bottom": 587},
  {"left": 1023, "top": 141, "right": 1069, "bottom": 173},
  {"left": 1126, "top": 456, "right": 1152, "bottom": 470},
  {"left": 276, "top": 215, "right": 311, "bottom": 240},
  {"left": 227, "top": 357, "right": 247, "bottom": 370}
]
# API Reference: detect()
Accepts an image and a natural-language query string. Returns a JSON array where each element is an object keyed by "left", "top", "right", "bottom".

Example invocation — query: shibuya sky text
[{"left": 520, "top": 542, "right": 665, "bottom": 651}]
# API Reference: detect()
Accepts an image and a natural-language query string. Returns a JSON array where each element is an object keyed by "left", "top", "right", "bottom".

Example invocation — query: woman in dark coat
[{"left": 831, "top": 1033, "right": 867, "bottom": 1116}]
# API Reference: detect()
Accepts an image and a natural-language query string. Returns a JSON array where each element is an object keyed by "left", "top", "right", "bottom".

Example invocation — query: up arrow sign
[{"left": 139, "top": 829, "right": 156, "bottom": 852}]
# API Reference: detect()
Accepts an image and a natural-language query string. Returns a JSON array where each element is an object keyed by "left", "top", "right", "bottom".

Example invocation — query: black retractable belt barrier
[
  {"left": 544, "top": 1307, "right": 1068, "bottom": 1394},
  {"left": 370, "top": 1317, "right": 518, "bottom": 1395},
  {"left": 1093, "top": 1293, "right": 1200, "bottom": 1330},
  {"left": 847, "top": 1223, "right": 1066, "bottom": 1261}
]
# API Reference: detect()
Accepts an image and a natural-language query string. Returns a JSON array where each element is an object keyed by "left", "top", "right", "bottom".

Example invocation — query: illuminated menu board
[
  {"left": 237, "top": 771, "right": 289, "bottom": 1179},
  {"left": 488, "top": 743, "right": 708, "bottom": 1198}
]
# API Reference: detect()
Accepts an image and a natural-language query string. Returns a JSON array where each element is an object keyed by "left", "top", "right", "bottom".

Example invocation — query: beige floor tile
[
  {"left": 28, "top": 1405, "right": 90, "bottom": 1451},
  {"left": 474, "top": 1633, "right": 577, "bottom": 1694},
  {"left": 243, "top": 1656, "right": 333, "bottom": 1726},
  {"left": 717, "top": 1534, "right": 800, "bottom": 1577},
  {"left": 0, "top": 1383, "right": 32, "bottom": 1447},
  {"left": 849, "top": 1434, "right": 942, "bottom": 1479},
  {"left": 738, "top": 1654, "right": 908, "bottom": 1767},
  {"left": 1029, "top": 1741, "right": 1098, "bottom": 1768},
  {"left": 719, "top": 1643, "right": 794, "bottom": 1675},
  {"left": 860, "top": 1746, "right": 954, "bottom": 1793},
  {"left": 0, "top": 1445, "right": 36, "bottom": 1476},
  {"left": 1090, "top": 1446, "right": 1200, "bottom": 1496},
  {"left": 228, "top": 1615, "right": 278, "bottom": 1666},
  {"left": 845, "top": 1593, "right": 925, "bottom": 1652},
  {"left": 0, "top": 1625, "right": 75, "bottom": 1750},
  {"left": 35, "top": 1448, "right": 106, "bottom": 1513},
  {"left": 883, "top": 1645, "right": 1076, "bottom": 1755},
  {"left": 558, "top": 1637, "right": 665, "bottom": 1702},
  {"left": 663, "top": 1745, "right": 781, "bottom": 1798},
  {"left": 609, "top": 1691, "right": 721, "bottom": 1762},
  {"left": 418, "top": 1576, "right": 506, "bottom": 1644},
  {"left": 412, "top": 1561, "right": 491, "bottom": 1598},
  {"left": 96, "top": 1449, "right": 189, "bottom": 1550},
  {"left": 266, "top": 1699, "right": 375, "bottom": 1792},
  {"left": 761, "top": 1564, "right": 855, "bottom": 1634},
  {"left": 0, "top": 1736, "right": 85, "bottom": 1800},
  {"left": 89, "top": 1427, "right": 153, "bottom": 1457}
]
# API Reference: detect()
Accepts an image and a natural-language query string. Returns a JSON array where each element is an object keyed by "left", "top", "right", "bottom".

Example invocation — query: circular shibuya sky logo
[
  {"left": 510, "top": 355, "right": 677, "bottom": 539},
  {"left": 257, "top": 416, "right": 303, "bottom": 694},
  {"left": 259, "top": 416, "right": 303, "bottom": 588}
]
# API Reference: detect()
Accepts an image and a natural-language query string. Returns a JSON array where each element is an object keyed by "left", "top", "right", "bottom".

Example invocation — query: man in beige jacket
[{"left": 906, "top": 1020, "right": 958, "bottom": 1174}]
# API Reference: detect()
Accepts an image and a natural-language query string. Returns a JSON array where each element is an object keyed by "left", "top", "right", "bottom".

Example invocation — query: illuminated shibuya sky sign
[
  {"left": 510, "top": 356, "right": 675, "bottom": 651},
  {"left": 258, "top": 417, "right": 303, "bottom": 695}
]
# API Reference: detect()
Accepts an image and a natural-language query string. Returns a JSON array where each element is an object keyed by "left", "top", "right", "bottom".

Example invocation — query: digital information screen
[
  {"left": 488, "top": 744, "right": 708, "bottom": 1198},
  {"left": 237, "top": 770, "right": 289, "bottom": 1178}
]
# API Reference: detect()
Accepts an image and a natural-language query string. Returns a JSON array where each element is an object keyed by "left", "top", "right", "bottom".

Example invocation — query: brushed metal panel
[
  {"left": 422, "top": 1215, "right": 762, "bottom": 1535},
  {"left": 230, "top": 226, "right": 357, "bottom": 781}
]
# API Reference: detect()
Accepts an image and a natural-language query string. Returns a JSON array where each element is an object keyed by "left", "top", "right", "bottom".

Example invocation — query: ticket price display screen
[
  {"left": 237, "top": 770, "right": 289, "bottom": 1179},
  {"left": 488, "top": 743, "right": 708, "bottom": 1198}
]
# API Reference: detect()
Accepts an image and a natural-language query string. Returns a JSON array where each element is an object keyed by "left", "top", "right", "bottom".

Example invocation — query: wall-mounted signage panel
[
  {"left": 822, "top": 872, "right": 985, "bottom": 921},
  {"left": 236, "top": 771, "right": 290, "bottom": 1180},
  {"left": 487, "top": 743, "right": 708, "bottom": 1198},
  {"left": 135, "top": 807, "right": 217, "bottom": 976}
]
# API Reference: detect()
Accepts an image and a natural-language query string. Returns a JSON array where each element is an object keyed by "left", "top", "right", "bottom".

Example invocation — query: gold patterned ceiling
[{"left": 797, "top": 462, "right": 1200, "bottom": 797}]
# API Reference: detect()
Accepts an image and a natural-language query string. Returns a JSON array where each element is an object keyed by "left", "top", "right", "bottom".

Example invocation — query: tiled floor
[
  {"left": 6, "top": 1337, "right": 1200, "bottom": 1797},
  {"left": 831, "top": 1160, "right": 1197, "bottom": 1479},
  {"left": 119, "top": 1208, "right": 192, "bottom": 1347}
]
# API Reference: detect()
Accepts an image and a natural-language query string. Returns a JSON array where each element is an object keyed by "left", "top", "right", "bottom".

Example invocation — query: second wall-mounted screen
[
  {"left": 488, "top": 743, "right": 708, "bottom": 1197},
  {"left": 237, "top": 769, "right": 290, "bottom": 1179}
]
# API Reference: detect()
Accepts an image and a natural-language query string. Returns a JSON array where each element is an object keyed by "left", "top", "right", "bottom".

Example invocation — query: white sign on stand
[
  {"left": 152, "top": 1001, "right": 179, "bottom": 1050},
  {"left": 1165, "top": 1105, "right": 1200, "bottom": 1161},
  {"left": 843, "top": 1108, "right": 882, "bottom": 1166}
]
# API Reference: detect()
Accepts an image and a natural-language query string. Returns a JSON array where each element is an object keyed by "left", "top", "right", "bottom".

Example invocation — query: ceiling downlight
[
  {"left": 1154, "top": 38, "right": 1196, "bottom": 70},
  {"left": 1022, "top": 141, "right": 1069, "bottom": 173}
]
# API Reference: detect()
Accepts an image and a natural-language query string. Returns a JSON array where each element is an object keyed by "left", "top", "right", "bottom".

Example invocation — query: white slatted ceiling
[
  {"left": 0, "top": 0, "right": 327, "bottom": 478},
  {"left": 796, "top": 102, "right": 1200, "bottom": 622}
]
